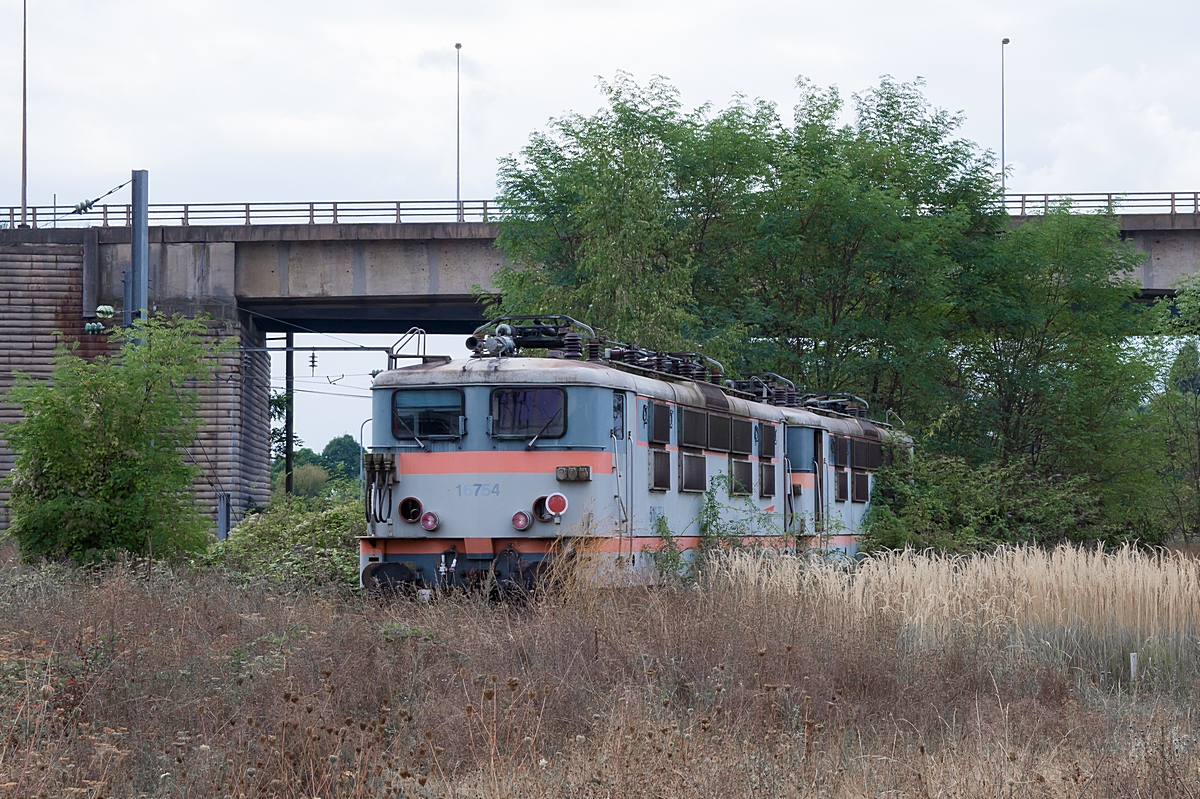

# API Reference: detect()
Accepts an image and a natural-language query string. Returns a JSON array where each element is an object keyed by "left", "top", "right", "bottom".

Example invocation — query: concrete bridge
[
  {"left": 0, "top": 201, "right": 506, "bottom": 530},
  {"left": 2, "top": 193, "right": 1199, "bottom": 533},
  {"left": 1005, "top": 191, "right": 1200, "bottom": 297}
]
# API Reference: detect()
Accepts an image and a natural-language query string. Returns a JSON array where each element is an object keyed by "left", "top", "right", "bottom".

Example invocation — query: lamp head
[
  {"left": 1002, "top": 38, "right": 1010, "bottom": 45},
  {"left": 455, "top": 43, "right": 462, "bottom": 49}
]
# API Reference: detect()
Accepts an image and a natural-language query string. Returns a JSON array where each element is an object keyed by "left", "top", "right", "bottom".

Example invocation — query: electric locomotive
[{"left": 359, "top": 316, "right": 899, "bottom": 590}]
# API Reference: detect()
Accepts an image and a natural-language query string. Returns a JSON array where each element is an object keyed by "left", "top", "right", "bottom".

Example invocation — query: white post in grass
[{"left": 1130, "top": 652, "right": 1138, "bottom": 683}]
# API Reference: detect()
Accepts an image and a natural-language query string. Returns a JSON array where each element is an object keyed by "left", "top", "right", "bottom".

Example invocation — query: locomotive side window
[
  {"left": 708, "top": 415, "right": 732, "bottom": 452},
  {"left": 490, "top": 388, "right": 567, "bottom": 438},
  {"left": 649, "top": 402, "right": 672, "bottom": 445},
  {"left": 680, "top": 452, "right": 706, "bottom": 493},
  {"left": 852, "top": 439, "right": 869, "bottom": 470},
  {"left": 831, "top": 436, "right": 851, "bottom": 468},
  {"left": 784, "top": 426, "right": 816, "bottom": 472},
  {"left": 835, "top": 470, "right": 849, "bottom": 502},
  {"left": 760, "top": 424, "right": 777, "bottom": 459},
  {"left": 866, "top": 440, "right": 882, "bottom": 469},
  {"left": 731, "top": 419, "right": 754, "bottom": 455},
  {"left": 730, "top": 458, "right": 753, "bottom": 496},
  {"left": 392, "top": 389, "right": 464, "bottom": 440},
  {"left": 650, "top": 450, "right": 671, "bottom": 491},
  {"left": 760, "top": 463, "right": 776, "bottom": 498},
  {"left": 680, "top": 409, "right": 708, "bottom": 449},
  {"left": 852, "top": 471, "right": 870, "bottom": 503},
  {"left": 612, "top": 392, "right": 625, "bottom": 440}
]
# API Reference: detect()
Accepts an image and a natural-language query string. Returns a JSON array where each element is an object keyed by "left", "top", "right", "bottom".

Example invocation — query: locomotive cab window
[
  {"left": 490, "top": 388, "right": 566, "bottom": 438},
  {"left": 392, "top": 389, "right": 464, "bottom": 440}
]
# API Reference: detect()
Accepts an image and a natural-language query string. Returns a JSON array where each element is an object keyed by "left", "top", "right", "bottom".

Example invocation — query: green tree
[
  {"left": 1150, "top": 278, "right": 1200, "bottom": 542},
  {"left": 321, "top": 434, "right": 362, "bottom": 480},
  {"left": 2, "top": 316, "right": 229, "bottom": 562},
  {"left": 865, "top": 448, "right": 1104, "bottom": 552},
  {"left": 944, "top": 207, "right": 1149, "bottom": 465},
  {"left": 273, "top": 463, "right": 330, "bottom": 499},
  {"left": 713, "top": 78, "right": 999, "bottom": 417},
  {"left": 495, "top": 72, "right": 1163, "bottom": 548},
  {"left": 866, "top": 209, "right": 1161, "bottom": 549},
  {"left": 270, "top": 446, "right": 322, "bottom": 481},
  {"left": 1149, "top": 342, "right": 1200, "bottom": 542},
  {"left": 268, "top": 390, "right": 301, "bottom": 460},
  {"left": 493, "top": 72, "right": 775, "bottom": 351},
  {"left": 493, "top": 74, "right": 998, "bottom": 415}
]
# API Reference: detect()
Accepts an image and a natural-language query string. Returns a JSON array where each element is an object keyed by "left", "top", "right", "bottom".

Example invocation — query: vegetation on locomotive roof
[{"left": 492, "top": 72, "right": 1190, "bottom": 550}]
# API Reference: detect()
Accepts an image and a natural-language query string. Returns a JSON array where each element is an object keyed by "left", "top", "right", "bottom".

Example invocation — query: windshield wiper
[
  {"left": 525, "top": 408, "right": 562, "bottom": 451},
  {"left": 394, "top": 414, "right": 428, "bottom": 451}
]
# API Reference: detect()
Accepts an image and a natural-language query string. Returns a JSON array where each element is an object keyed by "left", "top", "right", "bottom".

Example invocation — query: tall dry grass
[
  {"left": 715, "top": 545, "right": 1200, "bottom": 686},
  {"left": 0, "top": 544, "right": 1197, "bottom": 798}
]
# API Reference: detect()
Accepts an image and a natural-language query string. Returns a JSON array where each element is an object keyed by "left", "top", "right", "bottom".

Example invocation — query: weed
[{"left": 2, "top": 545, "right": 1200, "bottom": 796}]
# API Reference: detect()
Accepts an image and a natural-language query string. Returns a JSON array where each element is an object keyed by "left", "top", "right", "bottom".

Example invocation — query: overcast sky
[{"left": 5, "top": 0, "right": 1200, "bottom": 450}]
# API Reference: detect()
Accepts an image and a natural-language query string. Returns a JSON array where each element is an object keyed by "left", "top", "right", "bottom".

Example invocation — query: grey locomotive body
[{"left": 359, "top": 317, "right": 897, "bottom": 590}]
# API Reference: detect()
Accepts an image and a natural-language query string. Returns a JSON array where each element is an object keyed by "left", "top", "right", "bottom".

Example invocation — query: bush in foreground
[{"left": 209, "top": 491, "right": 363, "bottom": 589}]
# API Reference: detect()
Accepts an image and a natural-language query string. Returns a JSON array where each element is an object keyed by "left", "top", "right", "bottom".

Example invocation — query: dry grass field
[{"left": 2, "top": 541, "right": 1199, "bottom": 798}]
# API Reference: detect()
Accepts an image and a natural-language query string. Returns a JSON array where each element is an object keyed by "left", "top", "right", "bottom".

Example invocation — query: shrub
[
  {"left": 864, "top": 448, "right": 1112, "bottom": 552},
  {"left": 1, "top": 316, "right": 228, "bottom": 563},
  {"left": 209, "top": 493, "right": 364, "bottom": 588},
  {"left": 272, "top": 462, "right": 330, "bottom": 498}
]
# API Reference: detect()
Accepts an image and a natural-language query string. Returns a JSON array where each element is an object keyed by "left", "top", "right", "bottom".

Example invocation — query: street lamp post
[
  {"left": 21, "top": 0, "right": 28, "bottom": 228},
  {"left": 455, "top": 42, "right": 463, "bottom": 222},
  {"left": 1001, "top": 37, "right": 1010, "bottom": 196}
]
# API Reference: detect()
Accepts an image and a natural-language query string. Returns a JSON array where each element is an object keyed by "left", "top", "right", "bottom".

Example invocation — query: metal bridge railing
[
  {"left": 1, "top": 199, "right": 501, "bottom": 229},
  {"left": 5, "top": 193, "right": 1200, "bottom": 229},
  {"left": 1004, "top": 191, "right": 1200, "bottom": 216}
]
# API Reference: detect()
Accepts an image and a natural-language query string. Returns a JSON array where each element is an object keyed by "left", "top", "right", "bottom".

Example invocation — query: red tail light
[
  {"left": 512, "top": 510, "right": 532, "bottom": 531},
  {"left": 420, "top": 511, "right": 440, "bottom": 531},
  {"left": 546, "top": 492, "right": 569, "bottom": 516}
]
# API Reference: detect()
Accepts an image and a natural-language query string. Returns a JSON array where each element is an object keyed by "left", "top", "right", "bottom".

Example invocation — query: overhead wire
[
  {"left": 53, "top": 178, "right": 133, "bottom": 223},
  {"left": 275, "top": 386, "right": 372, "bottom": 399}
]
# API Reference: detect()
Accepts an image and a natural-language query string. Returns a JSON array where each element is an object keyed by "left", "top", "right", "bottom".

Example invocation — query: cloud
[{"left": 1019, "top": 63, "right": 1200, "bottom": 193}]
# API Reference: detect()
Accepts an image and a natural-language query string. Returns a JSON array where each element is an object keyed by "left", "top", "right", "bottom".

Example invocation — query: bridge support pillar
[{"left": 0, "top": 236, "right": 271, "bottom": 535}]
